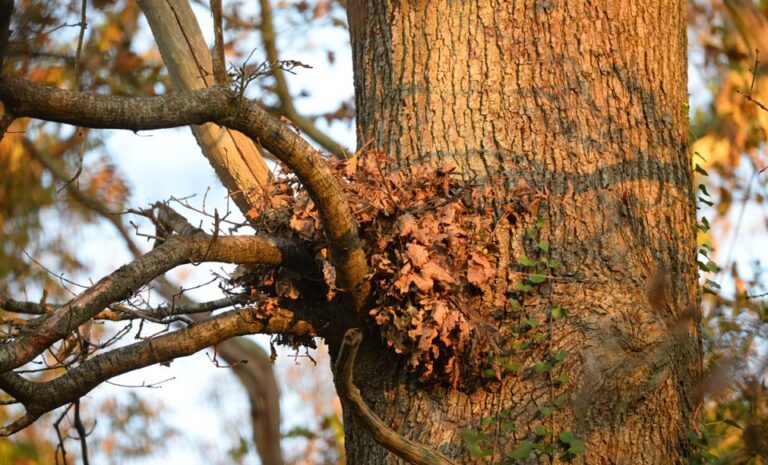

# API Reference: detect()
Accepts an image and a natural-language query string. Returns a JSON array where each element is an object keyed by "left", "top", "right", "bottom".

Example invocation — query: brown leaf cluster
[{"left": 245, "top": 151, "right": 534, "bottom": 386}]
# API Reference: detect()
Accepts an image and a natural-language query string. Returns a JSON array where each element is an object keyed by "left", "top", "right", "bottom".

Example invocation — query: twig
[
  {"left": 54, "top": 403, "right": 74, "bottom": 465},
  {"left": 257, "top": 0, "right": 349, "bottom": 158},
  {"left": 335, "top": 329, "right": 458, "bottom": 465},
  {"left": 737, "top": 50, "right": 768, "bottom": 112},
  {"left": 73, "top": 400, "right": 90, "bottom": 465},
  {"left": 73, "top": 0, "right": 88, "bottom": 90}
]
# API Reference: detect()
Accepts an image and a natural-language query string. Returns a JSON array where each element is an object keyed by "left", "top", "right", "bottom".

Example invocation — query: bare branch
[
  {"left": 0, "top": 232, "right": 287, "bottom": 372},
  {"left": 73, "top": 0, "right": 87, "bottom": 90},
  {"left": 0, "top": 306, "right": 314, "bottom": 436},
  {"left": 1, "top": 295, "right": 253, "bottom": 322},
  {"left": 217, "top": 337, "right": 284, "bottom": 465},
  {"left": 210, "top": 0, "right": 227, "bottom": 86},
  {"left": 258, "top": 0, "right": 349, "bottom": 158},
  {"left": 335, "top": 329, "right": 457, "bottom": 465},
  {"left": 0, "top": 72, "right": 369, "bottom": 309}
]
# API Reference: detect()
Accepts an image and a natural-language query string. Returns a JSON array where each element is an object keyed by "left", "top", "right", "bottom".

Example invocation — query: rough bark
[{"left": 339, "top": 1, "right": 700, "bottom": 464}]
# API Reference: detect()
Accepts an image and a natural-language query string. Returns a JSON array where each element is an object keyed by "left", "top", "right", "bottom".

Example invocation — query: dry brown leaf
[
  {"left": 467, "top": 253, "right": 496, "bottom": 286},
  {"left": 406, "top": 242, "right": 429, "bottom": 267}
]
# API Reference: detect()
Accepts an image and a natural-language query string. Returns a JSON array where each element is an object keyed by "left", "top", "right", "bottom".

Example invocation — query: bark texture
[{"left": 340, "top": 1, "right": 700, "bottom": 464}]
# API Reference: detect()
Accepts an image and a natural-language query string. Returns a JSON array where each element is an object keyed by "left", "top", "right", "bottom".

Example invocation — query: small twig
[
  {"left": 737, "top": 50, "right": 768, "bottom": 112},
  {"left": 105, "top": 376, "right": 175, "bottom": 389},
  {"left": 73, "top": 400, "right": 90, "bottom": 465},
  {"left": 73, "top": 0, "right": 88, "bottom": 90},
  {"left": 23, "top": 250, "right": 87, "bottom": 292},
  {"left": 745, "top": 290, "right": 768, "bottom": 300},
  {"left": 56, "top": 129, "right": 87, "bottom": 194},
  {"left": 335, "top": 329, "right": 458, "bottom": 465},
  {"left": 54, "top": 403, "right": 74, "bottom": 465}
]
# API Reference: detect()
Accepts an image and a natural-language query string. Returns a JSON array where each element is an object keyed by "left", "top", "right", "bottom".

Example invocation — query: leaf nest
[{"left": 245, "top": 151, "right": 536, "bottom": 387}]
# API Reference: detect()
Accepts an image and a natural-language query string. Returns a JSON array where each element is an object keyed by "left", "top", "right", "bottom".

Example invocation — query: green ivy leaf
[
  {"left": 506, "top": 441, "right": 534, "bottom": 459},
  {"left": 550, "top": 306, "right": 565, "bottom": 320},
  {"left": 535, "top": 425, "right": 550, "bottom": 436},
  {"left": 555, "top": 350, "right": 570, "bottom": 362},
  {"left": 481, "top": 416, "right": 495, "bottom": 427},
  {"left": 559, "top": 431, "right": 575, "bottom": 443},
  {"left": 523, "top": 318, "right": 539, "bottom": 328},
  {"left": 567, "top": 439, "right": 585, "bottom": 455},
  {"left": 534, "top": 361, "right": 552, "bottom": 373},
  {"left": 527, "top": 273, "right": 547, "bottom": 284},
  {"left": 520, "top": 254, "right": 536, "bottom": 267},
  {"left": 460, "top": 428, "right": 485, "bottom": 442},
  {"left": 466, "top": 443, "right": 493, "bottom": 457},
  {"left": 504, "top": 360, "right": 522, "bottom": 372},
  {"left": 537, "top": 240, "right": 550, "bottom": 252},
  {"left": 722, "top": 419, "right": 741, "bottom": 430},
  {"left": 516, "top": 283, "right": 533, "bottom": 293}
]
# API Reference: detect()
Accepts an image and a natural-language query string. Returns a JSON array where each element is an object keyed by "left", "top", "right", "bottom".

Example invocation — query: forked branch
[
  {"left": 0, "top": 72, "right": 370, "bottom": 310},
  {"left": 335, "top": 329, "right": 458, "bottom": 465},
  {"left": 0, "top": 306, "right": 314, "bottom": 436},
  {"left": 0, "top": 226, "right": 290, "bottom": 372}
]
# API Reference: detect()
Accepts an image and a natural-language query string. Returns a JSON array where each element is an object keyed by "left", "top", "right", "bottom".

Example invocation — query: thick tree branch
[
  {"left": 0, "top": 232, "right": 287, "bottom": 372},
  {"left": 0, "top": 72, "right": 370, "bottom": 309},
  {"left": 0, "top": 306, "right": 314, "bottom": 436},
  {"left": 335, "top": 329, "right": 458, "bottom": 465},
  {"left": 216, "top": 337, "right": 284, "bottom": 465}
]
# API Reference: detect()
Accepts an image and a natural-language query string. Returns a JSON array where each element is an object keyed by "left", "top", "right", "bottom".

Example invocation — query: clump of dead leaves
[{"left": 244, "top": 151, "right": 535, "bottom": 387}]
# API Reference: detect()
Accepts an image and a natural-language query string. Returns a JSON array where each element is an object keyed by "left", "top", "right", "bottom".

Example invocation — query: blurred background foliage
[{"left": 0, "top": 0, "right": 767, "bottom": 463}]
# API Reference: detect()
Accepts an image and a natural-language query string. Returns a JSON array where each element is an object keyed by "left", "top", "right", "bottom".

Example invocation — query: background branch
[
  {"left": 0, "top": 306, "right": 314, "bottom": 436},
  {"left": 0, "top": 231, "right": 286, "bottom": 372},
  {"left": 258, "top": 0, "right": 349, "bottom": 158},
  {"left": 137, "top": 0, "right": 271, "bottom": 218}
]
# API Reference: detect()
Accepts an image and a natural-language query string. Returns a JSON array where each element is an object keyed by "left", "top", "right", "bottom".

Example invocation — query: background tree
[{"left": 0, "top": 0, "right": 766, "bottom": 464}]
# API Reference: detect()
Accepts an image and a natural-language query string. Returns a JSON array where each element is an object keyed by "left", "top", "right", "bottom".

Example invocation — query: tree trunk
[{"left": 338, "top": 1, "right": 701, "bottom": 464}]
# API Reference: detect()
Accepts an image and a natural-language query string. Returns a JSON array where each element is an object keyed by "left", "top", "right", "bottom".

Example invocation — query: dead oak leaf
[
  {"left": 467, "top": 253, "right": 496, "bottom": 286},
  {"left": 406, "top": 242, "right": 429, "bottom": 267}
]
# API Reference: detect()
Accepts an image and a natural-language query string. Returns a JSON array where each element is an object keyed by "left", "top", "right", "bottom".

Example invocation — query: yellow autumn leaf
[{"left": 691, "top": 134, "right": 731, "bottom": 167}]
